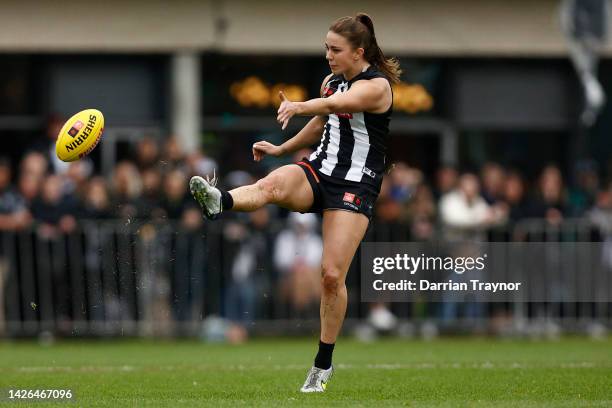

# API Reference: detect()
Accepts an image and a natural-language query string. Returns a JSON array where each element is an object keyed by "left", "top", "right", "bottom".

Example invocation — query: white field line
[{"left": 2, "top": 361, "right": 601, "bottom": 373}]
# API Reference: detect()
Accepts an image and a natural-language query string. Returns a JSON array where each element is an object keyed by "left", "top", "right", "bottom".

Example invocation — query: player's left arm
[{"left": 277, "top": 78, "right": 390, "bottom": 129}]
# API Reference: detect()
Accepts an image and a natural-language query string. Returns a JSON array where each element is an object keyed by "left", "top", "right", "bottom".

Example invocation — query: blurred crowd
[
  {"left": 3, "top": 128, "right": 612, "bottom": 339},
  {"left": 375, "top": 158, "right": 610, "bottom": 240},
  {"left": 0, "top": 131, "right": 219, "bottom": 236},
  {"left": 1, "top": 133, "right": 610, "bottom": 236}
]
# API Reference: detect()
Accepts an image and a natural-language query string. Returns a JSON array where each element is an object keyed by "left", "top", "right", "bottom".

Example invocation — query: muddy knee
[
  {"left": 321, "top": 264, "right": 343, "bottom": 294},
  {"left": 255, "top": 174, "right": 286, "bottom": 203}
]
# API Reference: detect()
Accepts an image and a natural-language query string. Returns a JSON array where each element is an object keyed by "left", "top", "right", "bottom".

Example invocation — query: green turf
[{"left": 0, "top": 337, "right": 611, "bottom": 407}]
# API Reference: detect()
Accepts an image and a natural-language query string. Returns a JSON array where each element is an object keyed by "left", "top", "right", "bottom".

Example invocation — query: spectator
[
  {"left": 587, "top": 185, "right": 612, "bottom": 272},
  {"left": 403, "top": 183, "right": 436, "bottom": 223},
  {"left": 64, "top": 159, "right": 94, "bottom": 197},
  {"left": 160, "top": 168, "right": 190, "bottom": 220},
  {"left": 404, "top": 184, "right": 436, "bottom": 240},
  {"left": 163, "top": 136, "right": 186, "bottom": 169},
  {"left": 224, "top": 206, "right": 274, "bottom": 342},
  {"left": 569, "top": 159, "right": 599, "bottom": 217},
  {"left": 18, "top": 172, "right": 41, "bottom": 207},
  {"left": 480, "top": 162, "right": 506, "bottom": 205},
  {"left": 504, "top": 170, "right": 530, "bottom": 223},
  {"left": 20, "top": 151, "right": 48, "bottom": 180},
  {"left": 587, "top": 183, "right": 612, "bottom": 235},
  {"left": 274, "top": 213, "right": 322, "bottom": 313},
  {"left": 30, "top": 174, "right": 78, "bottom": 238},
  {"left": 434, "top": 164, "right": 458, "bottom": 200},
  {"left": 29, "top": 114, "right": 70, "bottom": 174},
  {"left": 389, "top": 162, "right": 422, "bottom": 206},
  {"left": 137, "top": 167, "right": 165, "bottom": 220},
  {"left": 0, "top": 157, "right": 32, "bottom": 337},
  {"left": 528, "top": 164, "right": 567, "bottom": 225},
  {"left": 81, "top": 177, "right": 113, "bottom": 219},
  {"left": 439, "top": 173, "right": 506, "bottom": 240},
  {"left": 135, "top": 137, "right": 160, "bottom": 170},
  {"left": 375, "top": 176, "right": 402, "bottom": 222},
  {"left": 111, "top": 161, "right": 142, "bottom": 220},
  {"left": 0, "top": 157, "right": 32, "bottom": 231},
  {"left": 440, "top": 243, "right": 486, "bottom": 323}
]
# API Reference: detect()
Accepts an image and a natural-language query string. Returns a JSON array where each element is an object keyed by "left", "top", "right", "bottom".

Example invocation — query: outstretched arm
[
  {"left": 252, "top": 74, "right": 333, "bottom": 161},
  {"left": 276, "top": 77, "right": 390, "bottom": 129}
]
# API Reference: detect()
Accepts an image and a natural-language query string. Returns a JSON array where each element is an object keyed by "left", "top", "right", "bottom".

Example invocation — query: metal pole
[{"left": 171, "top": 52, "right": 201, "bottom": 153}]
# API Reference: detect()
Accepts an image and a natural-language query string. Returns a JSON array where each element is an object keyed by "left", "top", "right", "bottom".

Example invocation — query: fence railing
[{"left": 0, "top": 218, "right": 610, "bottom": 337}]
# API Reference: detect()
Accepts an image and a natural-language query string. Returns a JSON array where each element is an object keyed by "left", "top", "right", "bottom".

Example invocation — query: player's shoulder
[
  {"left": 320, "top": 73, "right": 341, "bottom": 97},
  {"left": 351, "top": 76, "right": 389, "bottom": 96},
  {"left": 355, "top": 67, "right": 390, "bottom": 84},
  {"left": 352, "top": 67, "right": 390, "bottom": 89}
]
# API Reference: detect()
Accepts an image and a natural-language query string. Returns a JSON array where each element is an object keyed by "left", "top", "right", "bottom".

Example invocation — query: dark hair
[{"left": 329, "top": 13, "right": 402, "bottom": 84}]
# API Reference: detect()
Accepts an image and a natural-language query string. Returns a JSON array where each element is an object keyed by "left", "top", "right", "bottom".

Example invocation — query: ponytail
[{"left": 330, "top": 13, "right": 402, "bottom": 84}]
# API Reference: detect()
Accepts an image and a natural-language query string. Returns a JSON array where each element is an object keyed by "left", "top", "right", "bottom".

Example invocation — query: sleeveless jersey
[{"left": 309, "top": 65, "right": 392, "bottom": 191}]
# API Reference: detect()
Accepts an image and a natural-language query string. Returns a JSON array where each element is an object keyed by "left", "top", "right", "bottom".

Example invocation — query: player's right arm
[{"left": 252, "top": 74, "right": 332, "bottom": 162}]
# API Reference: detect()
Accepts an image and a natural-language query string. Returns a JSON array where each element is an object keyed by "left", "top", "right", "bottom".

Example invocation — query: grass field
[{"left": 0, "top": 337, "right": 611, "bottom": 407}]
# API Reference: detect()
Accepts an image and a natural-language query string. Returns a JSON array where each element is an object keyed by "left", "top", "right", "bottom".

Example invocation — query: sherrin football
[{"left": 55, "top": 109, "right": 105, "bottom": 162}]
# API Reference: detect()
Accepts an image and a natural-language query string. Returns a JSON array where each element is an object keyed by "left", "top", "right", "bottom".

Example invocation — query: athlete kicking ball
[{"left": 190, "top": 13, "right": 400, "bottom": 392}]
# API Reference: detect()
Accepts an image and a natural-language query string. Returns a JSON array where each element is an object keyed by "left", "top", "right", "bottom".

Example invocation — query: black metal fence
[{"left": 0, "top": 218, "right": 610, "bottom": 337}]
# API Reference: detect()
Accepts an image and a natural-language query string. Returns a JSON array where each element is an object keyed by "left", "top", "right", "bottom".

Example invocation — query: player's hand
[
  {"left": 252, "top": 141, "right": 283, "bottom": 162},
  {"left": 276, "top": 91, "right": 298, "bottom": 130}
]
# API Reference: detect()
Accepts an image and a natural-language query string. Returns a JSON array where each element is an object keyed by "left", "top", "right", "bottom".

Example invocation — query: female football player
[{"left": 190, "top": 13, "right": 400, "bottom": 392}]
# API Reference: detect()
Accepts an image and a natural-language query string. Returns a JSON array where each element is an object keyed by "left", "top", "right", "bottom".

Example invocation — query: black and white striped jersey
[{"left": 309, "top": 66, "right": 391, "bottom": 191}]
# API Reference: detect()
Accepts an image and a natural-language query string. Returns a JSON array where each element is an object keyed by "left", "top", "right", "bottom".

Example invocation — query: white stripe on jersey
[
  {"left": 345, "top": 112, "right": 370, "bottom": 182},
  {"left": 316, "top": 113, "right": 341, "bottom": 176}
]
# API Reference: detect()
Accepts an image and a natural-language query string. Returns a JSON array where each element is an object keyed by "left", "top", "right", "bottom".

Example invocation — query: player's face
[{"left": 325, "top": 31, "right": 363, "bottom": 75}]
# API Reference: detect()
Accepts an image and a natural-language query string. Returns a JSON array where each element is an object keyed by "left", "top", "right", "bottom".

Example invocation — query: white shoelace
[{"left": 205, "top": 169, "right": 218, "bottom": 188}]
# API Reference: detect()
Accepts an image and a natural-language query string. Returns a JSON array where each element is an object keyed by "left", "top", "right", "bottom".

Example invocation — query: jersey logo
[
  {"left": 332, "top": 81, "right": 352, "bottom": 118},
  {"left": 362, "top": 167, "right": 376, "bottom": 178},
  {"left": 323, "top": 78, "right": 341, "bottom": 97}
]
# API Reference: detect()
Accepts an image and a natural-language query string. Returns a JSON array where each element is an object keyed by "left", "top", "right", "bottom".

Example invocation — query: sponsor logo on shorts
[
  {"left": 343, "top": 192, "right": 355, "bottom": 203},
  {"left": 343, "top": 201, "right": 359, "bottom": 210}
]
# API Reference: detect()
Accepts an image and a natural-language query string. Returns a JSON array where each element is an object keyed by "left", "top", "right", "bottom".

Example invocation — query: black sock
[
  {"left": 314, "top": 340, "right": 335, "bottom": 369},
  {"left": 220, "top": 189, "right": 234, "bottom": 210}
]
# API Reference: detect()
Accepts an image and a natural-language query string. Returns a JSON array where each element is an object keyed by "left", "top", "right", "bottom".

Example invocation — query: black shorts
[{"left": 295, "top": 157, "right": 379, "bottom": 219}]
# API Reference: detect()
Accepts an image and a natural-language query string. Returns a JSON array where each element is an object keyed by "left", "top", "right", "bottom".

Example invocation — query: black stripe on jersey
[
  {"left": 330, "top": 116, "right": 355, "bottom": 179},
  {"left": 362, "top": 111, "right": 389, "bottom": 188},
  {"left": 311, "top": 122, "right": 331, "bottom": 170}
]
